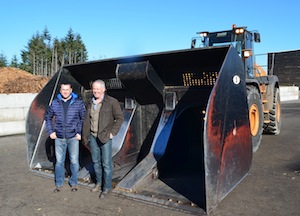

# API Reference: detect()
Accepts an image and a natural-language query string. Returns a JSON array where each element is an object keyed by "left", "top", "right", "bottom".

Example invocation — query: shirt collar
[{"left": 92, "top": 95, "right": 104, "bottom": 109}]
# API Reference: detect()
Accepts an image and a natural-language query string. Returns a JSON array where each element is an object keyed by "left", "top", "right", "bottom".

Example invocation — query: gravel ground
[{"left": 0, "top": 100, "right": 299, "bottom": 216}]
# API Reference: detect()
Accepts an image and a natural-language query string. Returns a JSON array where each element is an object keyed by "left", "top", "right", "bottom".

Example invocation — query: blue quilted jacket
[{"left": 45, "top": 92, "right": 86, "bottom": 139}]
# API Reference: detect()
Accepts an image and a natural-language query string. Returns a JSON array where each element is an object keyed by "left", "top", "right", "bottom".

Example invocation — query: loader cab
[{"left": 191, "top": 25, "right": 261, "bottom": 79}]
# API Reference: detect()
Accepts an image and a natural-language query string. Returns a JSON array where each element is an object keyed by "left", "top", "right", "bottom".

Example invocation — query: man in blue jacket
[{"left": 45, "top": 83, "right": 86, "bottom": 193}]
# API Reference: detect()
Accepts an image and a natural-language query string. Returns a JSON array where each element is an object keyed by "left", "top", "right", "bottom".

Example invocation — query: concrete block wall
[{"left": 0, "top": 93, "right": 37, "bottom": 136}]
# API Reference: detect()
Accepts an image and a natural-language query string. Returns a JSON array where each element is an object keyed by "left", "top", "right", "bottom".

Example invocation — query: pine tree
[
  {"left": 10, "top": 55, "right": 19, "bottom": 68},
  {"left": 0, "top": 52, "right": 8, "bottom": 67},
  {"left": 20, "top": 27, "right": 88, "bottom": 76}
]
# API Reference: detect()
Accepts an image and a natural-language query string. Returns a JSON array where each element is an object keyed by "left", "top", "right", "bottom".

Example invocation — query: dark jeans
[{"left": 89, "top": 135, "right": 112, "bottom": 191}]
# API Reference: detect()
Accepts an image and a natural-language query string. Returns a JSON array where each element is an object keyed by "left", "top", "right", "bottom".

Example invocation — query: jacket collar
[
  {"left": 92, "top": 93, "right": 107, "bottom": 103},
  {"left": 57, "top": 92, "right": 78, "bottom": 105}
]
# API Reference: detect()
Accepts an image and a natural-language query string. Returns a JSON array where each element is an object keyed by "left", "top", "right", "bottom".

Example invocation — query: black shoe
[
  {"left": 71, "top": 186, "right": 78, "bottom": 192},
  {"left": 99, "top": 189, "right": 111, "bottom": 198},
  {"left": 54, "top": 187, "right": 62, "bottom": 193}
]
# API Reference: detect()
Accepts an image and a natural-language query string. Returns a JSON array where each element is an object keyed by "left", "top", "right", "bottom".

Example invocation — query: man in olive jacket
[{"left": 82, "top": 79, "right": 123, "bottom": 198}]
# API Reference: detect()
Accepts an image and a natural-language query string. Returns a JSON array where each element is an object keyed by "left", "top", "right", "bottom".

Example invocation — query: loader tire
[
  {"left": 264, "top": 88, "right": 281, "bottom": 135},
  {"left": 247, "top": 86, "right": 263, "bottom": 152}
]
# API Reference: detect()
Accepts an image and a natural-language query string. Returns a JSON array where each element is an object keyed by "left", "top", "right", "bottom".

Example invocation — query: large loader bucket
[{"left": 26, "top": 45, "right": 252, "bottom": 214}]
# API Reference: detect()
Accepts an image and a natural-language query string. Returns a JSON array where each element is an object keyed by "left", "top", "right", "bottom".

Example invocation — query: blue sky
[{"left": 1, "top": 0, "right": 299, "bottom": 67}]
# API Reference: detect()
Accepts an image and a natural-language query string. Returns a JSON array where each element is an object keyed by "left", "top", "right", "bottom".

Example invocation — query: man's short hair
[
  {"left": 61, "top": 83, "right": 72, "bottom": 88},
  {"left": 92, "top": 79, "right": 106, "bottom": 89}
]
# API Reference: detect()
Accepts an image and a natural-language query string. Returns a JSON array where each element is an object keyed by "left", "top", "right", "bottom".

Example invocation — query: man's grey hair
[{"left": 92, "top": 79, "right": 106, "bottom": 89}]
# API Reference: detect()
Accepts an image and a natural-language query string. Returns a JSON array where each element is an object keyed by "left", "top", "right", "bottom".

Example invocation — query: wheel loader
[
  {"left": 191, "top": 24, "right": 281, "bottom": 152},
  {"left": 26, "top": 25, "right": 281, "bottom": 215}
]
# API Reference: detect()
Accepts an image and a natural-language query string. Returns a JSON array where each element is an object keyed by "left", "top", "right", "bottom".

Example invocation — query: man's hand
[
  {"left": 109, "top": 133, "right": 114, "bottom": 139},
  {"left": 75, "top": 134, "right": 81, "bottom": 141},
  {"left": 50, "top": 132, "right": 57, "bottom": 139}
]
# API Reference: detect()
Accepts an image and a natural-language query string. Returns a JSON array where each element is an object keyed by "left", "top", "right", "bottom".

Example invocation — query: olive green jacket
[{"left": 82, "top": 94, "right": 123, "bottom": 144}]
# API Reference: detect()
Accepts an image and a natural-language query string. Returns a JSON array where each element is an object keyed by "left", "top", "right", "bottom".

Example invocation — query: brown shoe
[
  {"left": 90, "top": 184, "right": 101, "bottom": 192},
  {"left": 99, "top": 189, "right": 111, "bottom": 199}
]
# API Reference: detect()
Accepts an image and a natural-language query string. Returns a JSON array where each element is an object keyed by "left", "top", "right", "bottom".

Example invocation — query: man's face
[
  {"left": 60, "top": 84, "right": 72, "bottom": 99},
  {"left": 92, "top": 82, "right": 105, "bottom": 99}
]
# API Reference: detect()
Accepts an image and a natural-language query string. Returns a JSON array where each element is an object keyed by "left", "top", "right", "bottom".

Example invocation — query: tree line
[{"left": 0, "top": 27, "right": 88, "bottom": 77}]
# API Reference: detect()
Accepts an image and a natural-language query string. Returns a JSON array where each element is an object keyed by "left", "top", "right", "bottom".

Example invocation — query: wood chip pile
[{"left": 0, "top": 67, "right": 50, "bottom": 93}]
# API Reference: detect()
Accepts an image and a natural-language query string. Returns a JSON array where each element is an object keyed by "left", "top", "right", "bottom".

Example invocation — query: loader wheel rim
[
  {"left": 249, "top": 104, "right": 259, "bottom": 136},
  {"left": 276, "top": 101, "right": 281, "bottom": 123}
]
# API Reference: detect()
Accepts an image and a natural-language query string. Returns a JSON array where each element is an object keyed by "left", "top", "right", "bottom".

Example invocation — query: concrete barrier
[
  {"left": 0, "top": 93, "right": 37, "bottom": 136},
  {"left": 280, "top": 86, "right": 299, "bottom": 101}
]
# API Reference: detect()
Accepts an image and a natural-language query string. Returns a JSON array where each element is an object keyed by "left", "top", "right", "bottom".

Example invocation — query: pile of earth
[{"left": 0, "top": 67, "right": 50, "bottom": 93}]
